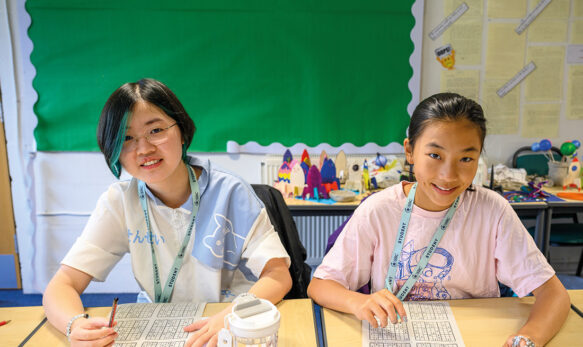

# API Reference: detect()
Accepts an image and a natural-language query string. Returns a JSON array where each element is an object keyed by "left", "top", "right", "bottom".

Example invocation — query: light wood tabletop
[
  {"left": 0, "top": 306, "right": 47, "bottom": 347},
  {"left": 569, "top": 289, "right": 583, "bottom": 311},
  {"left": 2, "top": 299, "right": 317, "bottom": 347},
  {"left": 323, "top": 293, "right": 583, "bottom": 347}
]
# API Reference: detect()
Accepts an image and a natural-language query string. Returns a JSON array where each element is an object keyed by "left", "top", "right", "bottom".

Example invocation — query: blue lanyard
[
  {"left": 384, "top": 183, "right": 460, "bottom": 300},
  {"left": 138, "top": 165, "right": 200, "bottom": 303}
]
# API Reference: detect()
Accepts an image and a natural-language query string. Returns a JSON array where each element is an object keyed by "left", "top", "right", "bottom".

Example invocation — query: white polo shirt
[{"left": 63, "top": 156, "right": 290, "bottom": 302}]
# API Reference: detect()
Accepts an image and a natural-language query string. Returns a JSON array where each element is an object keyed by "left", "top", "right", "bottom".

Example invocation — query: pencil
[
  {"left": 108, "top": 297, "right": 119, "bottom": 328},
  {"left": 571, "top": 304, "right": 583, "bottom": 318}
]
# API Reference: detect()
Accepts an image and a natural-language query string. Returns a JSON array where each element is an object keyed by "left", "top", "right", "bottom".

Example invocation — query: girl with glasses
[{"left": 43, "top": 78, "right": 292, "bottom": 347}]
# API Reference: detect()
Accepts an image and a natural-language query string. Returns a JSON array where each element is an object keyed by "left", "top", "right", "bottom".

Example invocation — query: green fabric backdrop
[{"left": 28, "top": 0, "right": 415, "bottom": 152}]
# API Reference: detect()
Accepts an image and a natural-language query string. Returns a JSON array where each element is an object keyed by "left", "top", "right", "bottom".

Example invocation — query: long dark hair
[{"left": 97, "top": 78, "right": 196, "bottom": 178}]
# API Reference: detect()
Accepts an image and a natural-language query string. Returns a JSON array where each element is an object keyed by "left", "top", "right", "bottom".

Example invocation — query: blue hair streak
[{"left": 109, "top": 111, "right": 129, "bottom": 178}]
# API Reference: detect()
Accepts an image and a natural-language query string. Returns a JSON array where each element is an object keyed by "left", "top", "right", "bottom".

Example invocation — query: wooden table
[
  {"left": 323, "top": 294, "right": 583, "bottom": 347},
  {"left": 285, "top": 195, "right": 365, "bottom": 217},
  {"left": 542, "top": 187, "right": 583, "bottom": 259},
  {"left": 569, "top": 289, "right": 583, "bottom": 316},
  {"left": 2, "top": 299, "right": 318, "bottom": 347},
  {"left": 0, "top": 306, "right": 47, "bottom": 347}
]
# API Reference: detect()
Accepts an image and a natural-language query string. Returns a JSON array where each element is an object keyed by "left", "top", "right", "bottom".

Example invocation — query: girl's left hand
[
  {"left": 183, "top": 307, "right": 231, "bottom": 347},
  {"left": 503, "top": 334, "right": 536, "bottom": 347}
]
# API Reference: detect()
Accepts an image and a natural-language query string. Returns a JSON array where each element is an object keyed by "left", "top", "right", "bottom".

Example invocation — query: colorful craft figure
[
  {"left": 302, "top": 165, "right": 329, "bottom": 200},
  {"left": 362, "top": 159, "right": 371, "bottom": 191},
  {"left": 373, "top": 153, "right": 388, "bottom": 169},
  {"left": 319, "top": 150, "right": 328, "bottom": 170},
  {"left": 300, "top": 161, "right": 310, "bottom": 182},
  {"left": 301, "top": 149, "right": 311, "bottom": 167},
  {"left": 531, "top": 139, "right": 556, "bottom": 162},
  {"left": 321, "top": 158, "right": 340, "bottom": 193},
  {"left": 277, "top": 162, "right": 291, "bottom": 183},
  {"left": 335, "top": 150, "right": 348, "bottom": 184},
  {"left": 344, "top": 159, "right": 364, "bottom": 193},
  {"left": 560, "top": 140, "right": 580, "bottom": 159},
  {"left": 435, "top": 43, "right": 455, "bottom": 70},
  {"left": 563, "top": 158, "right": 581, "bottom": 191},
  {"left": 283, "top": 149, "right": 293, "bottom": 164},
  {"left": 288, "top": 160, "right": 305, "bottom": 197},
  {"left": 505, "top": 180, "right": 550, "bottom": 203}
]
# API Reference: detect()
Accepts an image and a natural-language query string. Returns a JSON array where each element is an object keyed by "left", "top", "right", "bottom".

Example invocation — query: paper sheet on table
[
  {"left": 525, "top": 46, "right": 565, "bottom": 102},
  {"left": 567, "top": 65, "right": 583, "bottom": 120},
  {"left": 111, "top": 302, "right": 206, "bottom": 347},
  {"left": 362, "top": 301, "right": 465, "bottom": 347},
  {"left": 521, "top": 103, "right": 560, "bottom": 138}
]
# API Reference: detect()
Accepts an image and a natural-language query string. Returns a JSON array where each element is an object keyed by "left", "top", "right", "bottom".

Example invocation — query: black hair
[
  {"left": 97, "top": 78, "right": 196, "bottom": 178},
  {"left": 408, "top": 92, "right": 486, "bottom": 151}
]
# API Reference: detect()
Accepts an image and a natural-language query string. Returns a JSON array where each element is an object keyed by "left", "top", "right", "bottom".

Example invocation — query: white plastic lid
[{"left": 226, "top": 297, "right": 280, "bottom": 339}]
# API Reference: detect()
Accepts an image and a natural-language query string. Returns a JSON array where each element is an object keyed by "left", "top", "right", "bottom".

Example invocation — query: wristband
[
  {"left": 512, "top": 335, "right": 535, "bottom": 347},
  {"left": 66, "top": 313, "right": 89, "bottom": 341}
]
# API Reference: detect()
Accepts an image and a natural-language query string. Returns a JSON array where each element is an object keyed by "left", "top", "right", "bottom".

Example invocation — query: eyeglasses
[{"left": 122, "top": 123, "right": 178, "bottom": 152}]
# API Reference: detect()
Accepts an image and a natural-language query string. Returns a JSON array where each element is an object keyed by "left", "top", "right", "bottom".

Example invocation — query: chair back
[
  {"left": 512, "top": 146, "right": 562, "bottom": 176},
  {"left": 251, "top": 184, "right": 312, "bottom": 299}
]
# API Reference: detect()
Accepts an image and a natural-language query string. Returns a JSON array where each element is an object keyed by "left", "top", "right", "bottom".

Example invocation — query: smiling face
[
  {"left": 404, "top": 118, "right": 482, "bottom": 211},
  {"left": 119, "top": 101, "right": 185, "bottom": 190}
]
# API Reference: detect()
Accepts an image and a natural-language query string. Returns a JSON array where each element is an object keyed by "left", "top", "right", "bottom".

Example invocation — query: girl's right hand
[
  {"left": 68, "top": 316, "right": 118, "bottom": 346},
  {"left": 350, "top": 288, "right": 407, "bottom": 328}
]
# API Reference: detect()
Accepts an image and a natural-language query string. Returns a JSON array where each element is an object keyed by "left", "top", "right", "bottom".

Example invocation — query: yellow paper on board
[
  {"left": 567, "top": 65, "right": 583, "bottom": 120},
  {"left": 445, "top": 0, "right": 483, "bottom": 16},
  {"left": 482, "top": 79, "right": 520, "bottom": 134},
  {"left": 522, "top": 103, "right": 560, "bottom": 138},
  {"left": 530, "top": 0, "right": 569, "bottom": 19},
  {"left": 487, "top": 0, "right": 526, "bottom": 18},
  {"left": 528, "top": 19, "right": 568, "bottom": 42},
  {"left": 575, "top": 1, "right": 583, "bottom": 17},
  {"left": 442, "top": 17, "right": 483, "bottom": 66},
  {"left": 525, "top": 46, "right": 565, "bottom": 102},
  {"left": 571, "top": 20, "right": 583, "bottom": 44},
  {"left": 440, "top": 69, "right": 480, "bottom": 101},
  {"left": 485, "top": 23, "right": 526, "bottom": 79}
]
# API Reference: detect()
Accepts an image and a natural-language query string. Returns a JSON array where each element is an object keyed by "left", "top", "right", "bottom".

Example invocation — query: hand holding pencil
[{"left": 65, "top": 299, "right": 119, "bottom": 346}]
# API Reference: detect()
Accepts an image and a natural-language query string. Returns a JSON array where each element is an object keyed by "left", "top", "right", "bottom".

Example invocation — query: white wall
[{"left": 4, "top": 0, "right": 582, "bottom": 293}]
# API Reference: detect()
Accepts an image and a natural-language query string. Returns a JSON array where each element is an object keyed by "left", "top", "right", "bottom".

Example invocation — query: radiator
[
  {"left": 293, "top": 215, "right": 349, "bottom": 266},
  {"left": 262, "top": 153, "right": 400, "bottom": 267}
]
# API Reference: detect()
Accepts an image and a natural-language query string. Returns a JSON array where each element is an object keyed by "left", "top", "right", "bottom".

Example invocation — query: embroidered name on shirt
[{"left": 128, "top": 229, "right": 166, "bottom": 244}]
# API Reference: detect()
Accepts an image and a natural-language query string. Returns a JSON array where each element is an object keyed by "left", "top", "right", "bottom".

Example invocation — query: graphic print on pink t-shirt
[{"left": 396, "top": 240, "right": 454, "bottom": 300}]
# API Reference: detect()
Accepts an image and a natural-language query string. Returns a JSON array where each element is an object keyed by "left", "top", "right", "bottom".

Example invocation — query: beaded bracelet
[
  {"left": 66, "top": 313, "right": 89, "bottom": 341},
  {"left": 512, "top": 335, "right": 535, "bottom": 347}
]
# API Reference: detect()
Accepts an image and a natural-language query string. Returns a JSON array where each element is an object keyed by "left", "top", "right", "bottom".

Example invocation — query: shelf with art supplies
[
  {"left": 500, "top": 139, "right": 582, "bottom": 204},
  {"left": 272, "top": 149, "right": 405, "bottom": 207}
]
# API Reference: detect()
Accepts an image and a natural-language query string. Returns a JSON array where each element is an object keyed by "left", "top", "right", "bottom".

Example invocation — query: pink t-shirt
[{"left": 313, "top": 182, "right": 554, "bottom": 299}]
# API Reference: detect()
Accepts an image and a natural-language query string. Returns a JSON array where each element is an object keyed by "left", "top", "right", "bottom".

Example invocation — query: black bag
[{"left": 251, "top": 184, "right": 312, "bottom": 299}]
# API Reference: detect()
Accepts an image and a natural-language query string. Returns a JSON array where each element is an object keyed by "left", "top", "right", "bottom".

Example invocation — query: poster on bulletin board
[{"left": 27, "top": 0, "right": 417, "bottom": 153}]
